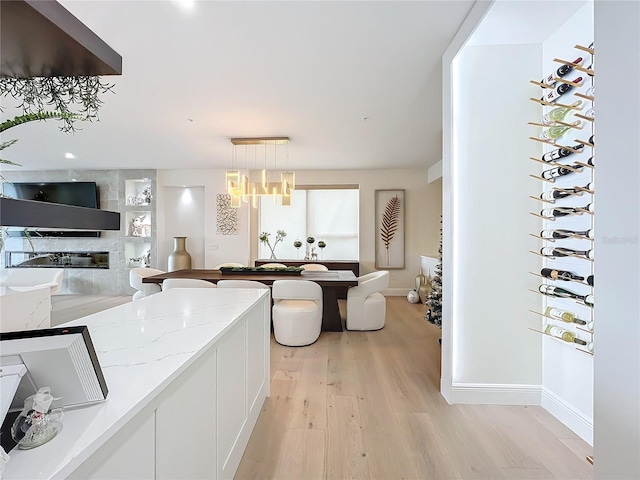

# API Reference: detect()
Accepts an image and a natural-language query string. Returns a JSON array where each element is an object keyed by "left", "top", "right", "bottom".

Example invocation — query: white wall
[
  {"left": 593, "top": 1, "right": 640, "bottom": 478},
  {"left": 449, "top": 43, "right": 543, "bottom": 401},
  {"left": 540, "top": 2, "right": 594, "bottom": 444},
  {"left": 156, "top": 170, "right": 251, "bottom": 269},
  {"left": 159, "top": 186, "right": 205, "bottom": 270}
]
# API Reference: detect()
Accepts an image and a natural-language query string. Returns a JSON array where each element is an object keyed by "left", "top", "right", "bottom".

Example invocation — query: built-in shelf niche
[
  {"left": 125, "top": 241, "right": 151, "bottom": 268},
  {"left": 125, "top": 179, "right": 152, "bottom": 206},
  {"left": 125, "top": 211, "right": 152, "bottom": 238}
]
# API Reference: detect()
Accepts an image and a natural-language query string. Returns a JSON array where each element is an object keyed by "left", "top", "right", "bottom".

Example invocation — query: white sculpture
[{"left": 130, "top": 215, "right": 146, "bottom": 237}]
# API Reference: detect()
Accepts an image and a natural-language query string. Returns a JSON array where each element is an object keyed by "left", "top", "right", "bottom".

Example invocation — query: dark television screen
[
  {"left": 5, "top": 182, "right": 99, "bottom": 209},
  {"left": 3, "top": 182, "right": 101, "bottom": 237}
]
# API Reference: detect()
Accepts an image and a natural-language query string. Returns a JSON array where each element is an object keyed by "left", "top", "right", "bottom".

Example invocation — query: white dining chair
[
  {"left": 346, "top": 270, "right": 389, "bottom": 331},
  {"left": 300, "top": 263, "right": 329, "bottom": 271},
  {"left": 272, "top": 280, "right": 322, "bottom": 346},
  {"left": 213, "top": 262, "right": 245, "bottom": 269},
  {"left": 129, "top": 267, "right": 164, "bottom": 300},
  {"left": 216, "top": 280, "right": 269, "bottom": 289},
  {"left": 260, "top": 263, "right": 288, "bottom": 269},
  {"left": 162, "top": 278, "right": 216, "bottom": 290}
]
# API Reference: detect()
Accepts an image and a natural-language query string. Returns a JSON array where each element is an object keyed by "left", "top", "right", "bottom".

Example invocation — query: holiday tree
[{"left": 426, "top": 217, "right": 442, "bottom": 327}]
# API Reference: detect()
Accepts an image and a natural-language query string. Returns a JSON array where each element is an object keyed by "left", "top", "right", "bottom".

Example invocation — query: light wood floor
[
  {"left": 51, "top": 294, "right": 131, "bottom": 326},
  {"left": 235, "top": 297, "right": 593, "bottom": 480}
]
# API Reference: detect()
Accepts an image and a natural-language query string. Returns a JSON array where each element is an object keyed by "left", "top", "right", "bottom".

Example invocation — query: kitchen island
[{"left": 3, "top": 287, "right": 271, "bottom": 479}]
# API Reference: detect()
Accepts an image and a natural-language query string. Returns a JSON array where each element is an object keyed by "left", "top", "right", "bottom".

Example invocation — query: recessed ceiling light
[
  {"left": 362, "top": 116, "right": 369, "bottom": 121},
  {"left": 187, "top": 118, "right": 194, "bottom": 123},
  {"left": 71, "top": 178, "right": 77, "bottom": 182},
  {"left": 174, "top": 0, "right": 195, "bottom": 10},
  {"left": 65, "top": 152, "right": 76, "bottom": 159}
]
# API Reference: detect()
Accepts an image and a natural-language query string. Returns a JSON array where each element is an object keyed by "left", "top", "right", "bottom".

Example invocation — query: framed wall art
[{"left": 375, "top": 189, "right": 405, "bottom": 269}]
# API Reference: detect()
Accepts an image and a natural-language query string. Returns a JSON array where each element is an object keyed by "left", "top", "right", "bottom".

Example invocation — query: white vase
[{"left": 168, "top": 236, "right": 192, "bottom": 271}]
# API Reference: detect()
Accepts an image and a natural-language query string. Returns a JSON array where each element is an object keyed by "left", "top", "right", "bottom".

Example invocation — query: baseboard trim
[
  {"left": 541, "top": 387, "right": 593, "bottom": 445},
  {"left": 450, "top": 382, "right": 541, "bottom": 405},
  {"left": 445, "top": 382, "right": 593, "bottom": 444}
]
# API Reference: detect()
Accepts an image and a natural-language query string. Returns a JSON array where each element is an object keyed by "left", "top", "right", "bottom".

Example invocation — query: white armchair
[
  {"left": 0, "top": 268, "right": 64, "bottom": 294},
  {"left": 346, "top": 270, "right": 389, "bottom": 331},
  {"left": 260, "top": 263, "right": 288, "bottom": 269},
  {"left": 213, "top": 262, "right": 245, "bottom": 269},
  {"left": 272, "top": 280, "right": 322, "bottom": 346},
  {"left": 216, "top": 280, "right": 269, "bottom": 289},
  {"left": 300, "top": 264, "right": 329, "bottom": 271},
  {"left": 129, "top": 267, "right": 164, "bottom": 300},
  {"left": 162, "top": 278, "right": 216, "bottom": 290}
]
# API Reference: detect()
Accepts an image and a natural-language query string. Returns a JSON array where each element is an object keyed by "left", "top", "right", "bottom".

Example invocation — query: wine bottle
[
  {"left": 540, "top": 203, "right": 593, "bottom": 218},
  {"left": 587, "top": 275, "right": 594, "bottom": 286},
  {"left": 541, "top": 101, "right": 582, "bottom": 125},
  {"left": 544, "top": 324, "right": 588, "bottom": 345},
  {"left": 539, "top": 284, "right": 594, "bottom": 306},
  {"left": 540, "top": 188, "right": 580, "bottom": 201},
  {"left": 541, "top": 268, "right": 584, "bottom": 282},
  {"left": 541, "top": 57, "right": 583, "bottom": 87},
  {"left": 539, "top": 121, "right": 581, "bottom": 142},
  {"left": 539, "top": 206, "right": 590, "bottom": 218},
  {"left": 541, "top": 143, "right": 585, "bottom": 162},
  {"left": 540, "top": 247, "right": 594, "bottom": 259},
  {"left": 541, "top": 164, "right": 581, "bottom": 180},
  {"left": 540, "top": 228, "right": 594, "bottom": 240},
  {"left": 539, "top": 182, "right": 593, "bottom": 201},
  {"left": 541, "top": 77, "right": 583, "bottom": 103},
  {"left": 544, "top": 306, "right": 587, "bottom": 325}
]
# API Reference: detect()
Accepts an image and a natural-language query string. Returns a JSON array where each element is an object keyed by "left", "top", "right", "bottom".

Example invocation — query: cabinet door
[
  {"left": 156, "top": 349, "right": 217, "bottom": 479},
  {"left": 77, "top": 413, "right": 155, "bottom": 480}
]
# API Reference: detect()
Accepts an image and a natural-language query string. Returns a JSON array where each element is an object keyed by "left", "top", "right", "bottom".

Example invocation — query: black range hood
[
  {"left": 0, "top": 198, "right": 120, "bottom": 230},
  {"left": 1, "top": 0, "right": 122, "bottom": 77}
]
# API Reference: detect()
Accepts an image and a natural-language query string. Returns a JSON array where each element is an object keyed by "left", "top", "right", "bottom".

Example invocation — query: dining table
[{"left": 142, "top": 269, "right": 358, "bottom": 332}]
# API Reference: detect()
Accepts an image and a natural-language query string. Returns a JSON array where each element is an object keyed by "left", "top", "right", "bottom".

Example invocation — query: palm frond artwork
[{"left": 380, "top": 194, "right": 401, "bottom": 266}]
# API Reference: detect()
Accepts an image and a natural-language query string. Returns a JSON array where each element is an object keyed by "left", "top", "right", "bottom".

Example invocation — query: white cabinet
[
  {"left": 76, "top": 414, "right": 155, "bottom": 480},
  {"left": 156, "top": 350, "right": 217, "bottom": 479},
  {"left": 62, "top": 292, "right": 270, "bottom": 480}
]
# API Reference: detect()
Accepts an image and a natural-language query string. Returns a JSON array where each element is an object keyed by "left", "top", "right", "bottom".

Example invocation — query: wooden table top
[{"left": 142, "top": 269, "right": 358, "bottom": 287}]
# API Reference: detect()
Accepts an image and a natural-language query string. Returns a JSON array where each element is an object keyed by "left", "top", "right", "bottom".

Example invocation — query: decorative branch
[
  {"left": 0, "top": 111, "right": 78, "bottom": 133},
  {"left": 380, "top": 194, "right": 401, "bottom": 265},
  {"left": 0, "top": 76, "right": 114, "bottom": 133}
]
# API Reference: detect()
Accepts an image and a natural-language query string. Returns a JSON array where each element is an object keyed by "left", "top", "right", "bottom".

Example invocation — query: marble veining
[
  {"left": 3, "top": 287, "right": 269, "bottom": 480},
  {"left": 0, "top": 286, "right": 51, "bottom": 333}
]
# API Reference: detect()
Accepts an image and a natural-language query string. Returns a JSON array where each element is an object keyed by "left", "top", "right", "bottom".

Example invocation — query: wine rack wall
[{"left": 528, "top": 43, "right": 595, "bottom": 355}]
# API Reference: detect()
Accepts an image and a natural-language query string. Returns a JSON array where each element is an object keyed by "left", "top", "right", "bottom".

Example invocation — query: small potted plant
[
  {"left": 259, "top": 230, "right": 287, "bottom": 260},
  {"left": 317, "top": 240, "right": 326, "bottom": 260},
  {"left": 293, "top": 238, "right": 303, "bottom": 259},
  {"left": 305, "top": 236, "right": 315, "bottom": 260}
]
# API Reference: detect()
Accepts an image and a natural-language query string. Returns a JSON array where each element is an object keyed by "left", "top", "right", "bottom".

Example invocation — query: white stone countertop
[{"left": 3, "top": 288, "right": 269, "bottom": 480}]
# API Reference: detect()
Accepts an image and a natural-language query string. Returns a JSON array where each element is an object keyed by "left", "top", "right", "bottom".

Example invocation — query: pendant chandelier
[{"left": 225, "top": 137, "right": 295, "bottom": 208}]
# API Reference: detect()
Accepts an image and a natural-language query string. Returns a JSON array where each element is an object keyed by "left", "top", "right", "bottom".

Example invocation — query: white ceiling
[
  {"left": 1, "top": 0, "right": 476, "bottom": 173},
  {"left": 467, "top": 0, "right": 588, "bottom": 46}
]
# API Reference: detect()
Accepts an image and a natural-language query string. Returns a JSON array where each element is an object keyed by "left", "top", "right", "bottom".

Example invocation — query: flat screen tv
[{"left": 3, "top": 182, "right": 101, "bottom": 237}]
